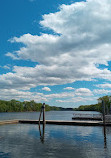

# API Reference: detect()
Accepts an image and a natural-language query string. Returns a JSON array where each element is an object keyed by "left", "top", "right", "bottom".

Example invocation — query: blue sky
[{"left": 1, "top": 0, "right": 111, "bottom": 108}]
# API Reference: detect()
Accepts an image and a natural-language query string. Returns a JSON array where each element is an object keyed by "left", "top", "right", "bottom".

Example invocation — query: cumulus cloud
[
  {"left": 56, "top": 96, "right": 96, "bottom": 103},
  {"left": 40, "top": 88, "right": 92, "bottom": 100},
  {"left": 3, "top": 65, "right": 10, "bottom": 69},
  {"left": 0, "top": 89, "right": 47, "bottom": 102},
  {"left": 0, "top": 86, "right": 96, "bottom": 105},
  {"left": 5, "top": 0, "right": 111, "bottom": 89},
  {"left": 0, "top": 88, "right": 87, "bottom": 104},
  {"left": 2, "top": 0, "right": 111, "bottom": 105},
  {"left": 75, "top": 88, "right": 93, "bottom": 96},
  {"left": 93, "top": 89, "right": 111, "bottom": 94},
  {"left": 95, "top": 83, "right": 111, "bottom": 89},
  {"left": 0, "top": 64, "right": 11, "bottom": 70},
  {"left": 64, "top": 87, "right": 75, "bottom": 90},
  {"left": 0, "top": 65, "right": 76, "bottom": 91},
  {"left": 42, "top": 87, "right": 51, "bottom": 91},
  {"left": 45, "top": 92, "right": 74, "bottom": 99}
]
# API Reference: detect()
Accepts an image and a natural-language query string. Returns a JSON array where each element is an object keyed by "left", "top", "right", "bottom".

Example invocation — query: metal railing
[{"left": 73, "top": 113, "right": 102, "bottom": 119}]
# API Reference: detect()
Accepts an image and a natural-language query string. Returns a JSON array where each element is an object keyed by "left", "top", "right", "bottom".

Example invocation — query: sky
[{"left": 1, "top": 0, "right": 111, "bottom": 108}]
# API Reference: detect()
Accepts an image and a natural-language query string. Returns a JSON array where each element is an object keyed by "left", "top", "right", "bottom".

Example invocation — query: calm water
[{"left": 0, "top": 111, "right": 111, "bottom": 158}]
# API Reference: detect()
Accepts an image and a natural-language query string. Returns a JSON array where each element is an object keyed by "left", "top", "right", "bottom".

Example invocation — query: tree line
[
  {"left": 0, "top": 95, "right": 111, "bottom": 113},
  {"left": 0, "top": 99, "right": 73, "bottom": 112},
  {"left": 0, "top": 99, "right": 50, "bottom": 112},
  {"left": 74, "top": 95, "right": 111, "bottom": 114}
]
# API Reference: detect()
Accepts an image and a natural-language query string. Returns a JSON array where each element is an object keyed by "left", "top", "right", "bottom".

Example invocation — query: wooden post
[
  {"left": 38, "top": 103, "right": 45, "bottom": 143},
  {"left": 109, "top": 103, "right": 111, "bottom": 114},
  {"left": 106, "top": 104, "right": 109, "bottom": 115},
  {"left": 42, "top": 103, "right": 45, "bottom": 124},
  {"left": 103, "top": 125, "right": 107, "bottom": 148},
  {"left": 39, "top": 116, "right": 45, "bottom": 144},
  {"left": 102, "top": 100, "right": 105, "bottom": 125},
  {"left": 39, "top": 108, "right": 42, "bottom": 125}
]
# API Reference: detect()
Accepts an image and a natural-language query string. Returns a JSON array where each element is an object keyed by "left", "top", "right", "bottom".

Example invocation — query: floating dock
[
  {"left": 72, "top": 113, "right": 103, "bottom": 121},
  {"left": 19, "top": 120, "right": 111, "bottom": 126},
  {"left": 0, "top": 120, "right": 19, "bottom": 125},
  {"left": 0, "top": 119, "right": 111, "bottom": 126}
]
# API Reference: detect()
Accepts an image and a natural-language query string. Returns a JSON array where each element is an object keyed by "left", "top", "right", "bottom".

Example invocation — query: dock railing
[{"left": 73, "top": 113, "right": 103, "bottom": 120}]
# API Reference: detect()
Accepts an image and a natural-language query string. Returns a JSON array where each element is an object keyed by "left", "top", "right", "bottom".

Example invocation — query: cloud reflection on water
[{"left": 0, "top": 124, "right": 111, "bottom": 158}]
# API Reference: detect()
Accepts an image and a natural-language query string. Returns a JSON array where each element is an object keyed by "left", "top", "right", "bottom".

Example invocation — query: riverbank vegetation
[
  {"left": 74, "top": 96, "right": 111, "bottom": 113},
  {"left": 0, "top": 99, "right": 73, "bottom": 112},
  {"left": 0, "top": 95, "right": 111, "bottom": 112},
  {"left": 0, "top": 100, "right": 50, "bottom": 112}
]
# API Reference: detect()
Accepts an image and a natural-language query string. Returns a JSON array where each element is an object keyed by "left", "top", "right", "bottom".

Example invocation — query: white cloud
[
  {"left": 2, "top": 0, "right": 111, "bottom": 105},
  {"left": 96, "top": 83, "right": 111, "bottom": 89},
  {"left": 45, "top": 92, "right": 74, "bottom": 99},
  {"left": 0, "top": 65, "right": 11, "bottom": 70},
  {"left": 42, "top": 87, "right": 51, "bottom": 91},
  {"left": 43, "top": 88, "right": 93, "bottom": 100},
  {"left": 0, "top": 86, "right": 98, "bottom": 105},
  {"left": 93, "top": 89, "right": 111, "bottom": 94},
  {"left": 0, "top": 88, "right": 89, "bottom": 104},
  {"left": 0, "top": 89, "right": 47, "bottom": 102},
  {"left": 75, "top": 88, "right": 93, "bottom": 96},
  {"left": 5, "top": 0, "right": 111, "bottom": 88},
  {"left": 3, "top": 65, "right": 10, "bottom": 69},
  {"left": 56, "top": 96, "right": 96, "bottom": 103},
  {"left": 64, "top": 87, "right": 75, "bottom": 90}
]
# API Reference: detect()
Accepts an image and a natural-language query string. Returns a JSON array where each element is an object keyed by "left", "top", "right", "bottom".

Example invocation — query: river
[{"left": 0, "top": 111, "right": 111, "bottom": 158}]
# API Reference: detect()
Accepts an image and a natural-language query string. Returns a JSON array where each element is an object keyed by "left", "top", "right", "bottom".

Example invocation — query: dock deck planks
[
  {"left": 0, "top": 120, "right": 19, "bottom": 125},
  {"left": 0, "top": 119, "right": 111, "bottom": 126},
  {"left": 19, "top": 120, "right": 111, "bottom": 126}
]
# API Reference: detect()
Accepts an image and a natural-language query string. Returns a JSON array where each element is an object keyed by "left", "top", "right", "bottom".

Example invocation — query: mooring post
[
  {"left": 42, "top": 103, "right": 45, "bottom": 124},
  {"left": 103, "top": 125, "right": 107, "bottom": 148},
  {"left": 109, "top": 103, "right": 111, "bottom": 114},
  {"left": 106, "top": 104, "right": 109, "bottom": 115},
  {"left": 39, "top": 108, "right": 42, "bottom": 125},
  {"left": 102, "top": 100, "right": 106, "bottom": 125}
]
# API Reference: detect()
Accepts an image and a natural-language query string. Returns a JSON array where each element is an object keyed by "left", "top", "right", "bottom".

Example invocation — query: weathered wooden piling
[
  {"left": 102, "top": 100, "right": 106, "bottom": 125},
  {"left": 39, "top": 103, "right": 45, "bottom": 125},
  {"left": 43, "top": 103, "right": 45, "bottom": 124}
]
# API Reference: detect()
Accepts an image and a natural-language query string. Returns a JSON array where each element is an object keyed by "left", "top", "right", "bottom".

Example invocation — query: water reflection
[
  {"left": 38, "top": 123, "right": 45, "bottom": 144},
  {"left": 0, "top": 124, "right": 111, "bottom": 158},
  {"left": 103, "top": 126, "right": 107, "bottom": 149},
  {"left": 38, "top": 122, "right": 108, "bottom": 150},
  {"left": 38, "top": 123, "right": 109, "bottom": 151},
  {"left": 105, "top": 126, "right": 111, "bottom": 135},
  {"left": 0, "top": 110, "right": 111, "bottom": 158},
  {"left": 0, "top": 152, "right": 11, "bottom": 158}
]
